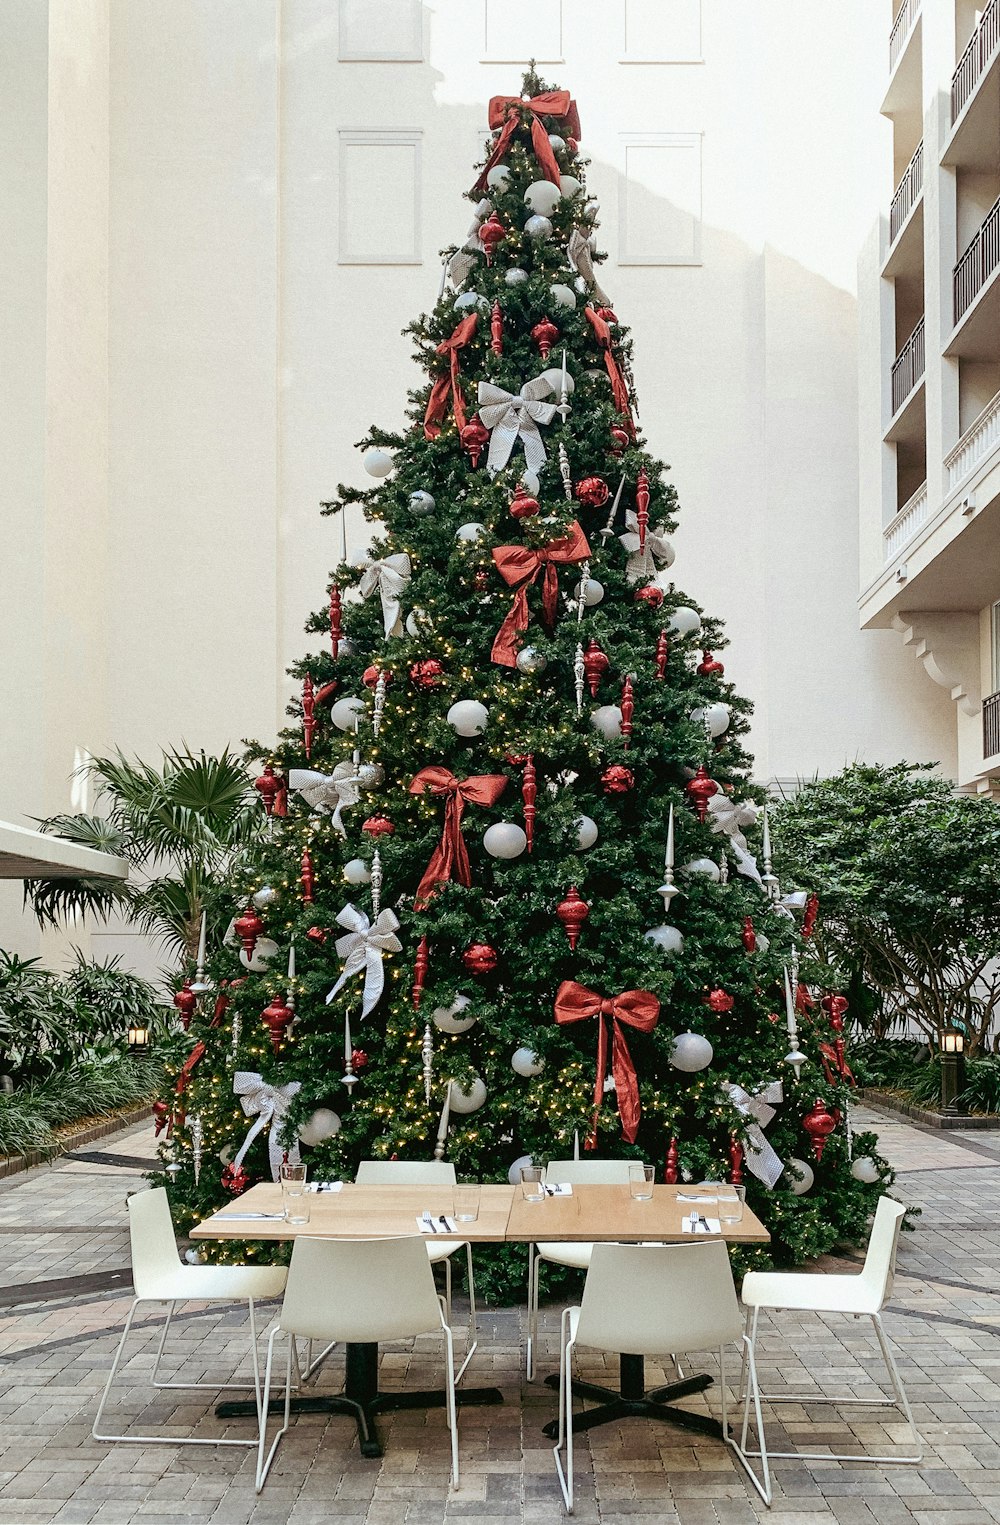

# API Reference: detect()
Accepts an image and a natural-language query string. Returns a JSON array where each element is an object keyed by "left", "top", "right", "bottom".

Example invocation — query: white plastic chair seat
[
  {"left": 426, "top": 1239, "right": 465, "bottom": 1264},
  {"left": 138, "top": 1263, "right": 287, "bottom": 1303},
  {"left": 742, "top": 1268, "right": 879, "bottom": 1315},
  {"left": 535, "top": 1241, "right": 594, "bottom": 1271}
]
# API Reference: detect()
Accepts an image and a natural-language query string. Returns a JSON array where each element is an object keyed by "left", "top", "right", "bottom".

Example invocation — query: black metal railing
[
  {"left": 952, "top": 0, "right": 1000, "bottom": 119},
  {"left": 890, "top": 141, "right": 923, "bottom": 244},
  {"left": 985, "top": 691, "right": 1000, "bottom": 758},
  {"left": 891, "top": 316, "right": 926, "bottom": 415},
  {"left": 954, "top": 195, "right": 1000, "bottom": 323}
]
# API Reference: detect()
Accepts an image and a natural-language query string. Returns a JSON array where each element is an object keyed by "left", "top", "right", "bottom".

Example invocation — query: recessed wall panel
[
  {"left": 338, "top": 0, "right": 423, "bottom": 61},
  {"left": 338, "top": 131, "right": 422, "bottom": 263},
  {"left": 619, "top": 133, "right": 702, "bottom": 265},
  {"left": 622, "top": 0, "right": 702, "bottom": 62},
  {"left": 482, "top": 0, "right": 562, "bottom": 62}
]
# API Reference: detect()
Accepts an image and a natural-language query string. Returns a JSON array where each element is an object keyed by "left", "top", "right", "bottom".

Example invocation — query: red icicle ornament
[
  {"left": 173, "top": 978, "right": 197, "bottom": 1030},
  {"left": 412, "top": 935, "right": 430, "bottom": 1010},
  {"left": 460, "top": 415, "right": 489, "bottom": 468},
  {"left": 583, "top": 640, "right": 610, "bottom": 697},
  {"left": 697, "top": 649, "right": 725, "bottom": 677},
  {"left": 729, "top": 1137, "right": 744, "bottom": 1185},
  {"left": 635, "top": 468, "right": 650, "bottom": 554},
  {"left": 531, "top": 317, "right": 559, "bottom": 359},
  {"left": 301, "top": 674, "right": 315, "bottom": 759},
  {"left": 664, "top": 1137, "right": 679, "bottom": 1183},
  {"left": 509, "top": 485, "right": 540, "bottom": 520},
  {"left": 741, "top": 916, "right": 757, "bottom": 953},
  {"left": 686, "top": 764, "right": 719, "bottom": 822},
  {"left": 802, "top": 1098, "right": 837, "bottom": 1162},
  {"left": 254, "top": 763, "right": 281, "bottom": 816},
  {"left": 233, "top": 903, "right": 264, "bottom": 961},
  {"left": 522, "top": 754, "right": 537, "bottom": 853},
  {"left": 261, "top": 997, "right": 294, "bottom": 1054},
  {"left": 490, "top": 299, "right": 503, "bottom": 356},
  {"left": 300, "top": 849, "right": 315, "bottom": 904},
  {"left": 479, "top": 211, "right": 506, "bottom": 264},
  {"left": 655, "top": 629, "right": 669, "bottom": 679},
  {"left": 329, "top": 583, "right": 343, "bottom": 660},
  {"left": 556, "top": 885, "right": 589, "bottom": 950},
  {"left": 620, "top": 675, "right": 634, "bottom": 750}
]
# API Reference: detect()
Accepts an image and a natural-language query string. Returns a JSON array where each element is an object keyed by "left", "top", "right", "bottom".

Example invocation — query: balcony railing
[
  {"left": 945, "top": 387, "right": 1000, "bottom": 491},
  {"left": 952, "top": 0, "right": 1000, "bottom": 120},
  {"left": 890, "top": 0, "right": 921, "bottom": 71},
  {"left": 954, "top": 196, "right": 1000, "bottom": 322},
  {"left": 891, "top": 316, "right": 926, "bottom": 415},
  {"left": 884, "top": 480, "right": 929, "bottom": 561},
  {"left": 984, "top": 691, "right": 1000, "bottom": 759},
  {"left": 889, "top": 141, "right": 924, "bottom": 244}
]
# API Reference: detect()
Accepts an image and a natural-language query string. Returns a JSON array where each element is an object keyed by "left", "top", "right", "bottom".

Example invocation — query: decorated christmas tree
[{"left": 156, "top": 72, "right": 890, "bottom": 1293}]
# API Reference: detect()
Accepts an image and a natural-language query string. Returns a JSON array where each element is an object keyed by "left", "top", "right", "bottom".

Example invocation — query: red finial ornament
[
  {"left": 412, "top": 935, "right": 430, "bottom": 1010},
  {"left": 234, "top": 903, "right": 264, "bottom": 961},
  {"left": 583, "top": 639, "right": 610, "bottom": 697},
  {"left": 300, "top": 849, "right": 315, "bottom": 904},
  {"left": 822, "top": 993, "right": 850, "bottom": 1027},
  {"left": 654, "top": 629, "right": 669, "bottom": 680},
  {"left": 574, "top": 476, "right": 610, "bottom": 508},
  {"left": 329, "top": 583, "right": 343, "bottom": 660},
  {"left": 460, "top": 414, "right": 489, "bottom": 468},
  {"left": 490, "top": 299, "right": 503, "bottom": 356},
  {"left": 635, "top": 468, "right": 650, "bottom": 554},
  {"left": 153, "top": 1099, "right": 171, "bottom": 1137},
  {"left": 362, "top": 813, "right": 394, "bottom": 837},
  {"left": 706, "top": 986, "right": 735, "bottom": 1014},
  {"left": 522, "top": 754, "right": 537, "bottom": 853},
  {"left": 302, "top": 675, "right": 315, "bottom": 759},
  {"left": 601, "top": 763, "right": 635, "bottom": 795},
  {"left": 254, "top": 763, "right": 281, "bottom": 816},
  {"left": 664, "top": 1137, "right": 679, "bottom": 1183},
  {"left": 261, "top": 996, "right": 294, "bottom": 1054},
  {"left": 620, "top": 675, "right": 634, "bottom": 750},
  {"left": 462, "top": 941, "right": 498, "bottom": 975},
  {"left": 697, "top": 649, "right": 725, "bottom": 677},
  {"left": 173, "top": 978, "right": 197, "bottom": 1030},
  {"left": 729, "top": 1137, "right": 744, "bottom": 1185},
  {"left": 479, "top": 211, "right": 506, "bottom": 264},
  {"left": 686, "top": 765, "right": 719, "bottom": 822},
  {"left": 802, "top": 1098, "right": 837, "bottom": 1162},
  {"left": 556, "top": 886, "right": 590, "bottom": 950},
  {"left": 531, "top": 317, "right": 559, "bottom": 359},
  {"left": 509, "top": 485, "right": 540, "bottom": 520},
  {"left": 802, "top": 892, "right": 820, "bottom": 939},
  {"left": 741, "top": 916, "right": 757, "bottom": 954}
]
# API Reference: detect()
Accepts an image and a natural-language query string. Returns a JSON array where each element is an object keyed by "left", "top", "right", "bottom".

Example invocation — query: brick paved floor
[{"left": 1, "top": 1107, "right": 1000, "bottom": 1524}]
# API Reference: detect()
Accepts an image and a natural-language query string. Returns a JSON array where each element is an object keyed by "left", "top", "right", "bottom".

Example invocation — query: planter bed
[
  {"left": 860, "top": 1087, "right": 1000, "bottom": 1130},
  {"left": 0, "top": 1100, "right": 153, "bottom": 1181}
]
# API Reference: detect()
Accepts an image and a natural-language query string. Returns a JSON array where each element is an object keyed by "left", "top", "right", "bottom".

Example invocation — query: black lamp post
[
  {"left": 127, "top": 1022, "right": 151, "bottom": 1055},
  {"left": 940, "top": 1027, "right": 965, "bottom": 1115}
]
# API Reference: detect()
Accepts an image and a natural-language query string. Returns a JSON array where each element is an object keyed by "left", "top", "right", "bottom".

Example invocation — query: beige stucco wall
[{"left": 0, "top": 0, "right": 957, "bottom": 966}]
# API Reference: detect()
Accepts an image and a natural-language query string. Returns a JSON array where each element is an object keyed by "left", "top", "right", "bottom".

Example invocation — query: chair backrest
[
  {"left": 127, "top": 1188, "right": 182, "bottom": 1298},
  {"left": 278, "top": 1236, "right": 443, "bottom": 1342},
  {"left": 858, "top": 1195, "right": 906, "bottom": 1308},
  {"left": 543, "top": 1158, "right": 633, "bottom": 1186},
  {"left": 355, "top": 1160, "right": 457, "bottom": 1185},
  {"left": 576, "top": 1241, "right": 743, "bottom": 1357}
]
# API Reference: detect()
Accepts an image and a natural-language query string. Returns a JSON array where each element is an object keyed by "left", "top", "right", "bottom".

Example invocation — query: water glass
[
  {"left": 520, "top": 1165, "right": 544, "bottom": 1202},
  {"left": 628, "top": 1163, "right": 655, "bottom": 1200},
  {"left": 280, "top": 1161, "right": 310, "bottom": 1225},
  {"left": 453, "top": 1185, "right": 480, "bottom": 1223},
  {"left": 695, "top": 1180, "right": 720, "bottom": 1216},
  {"left": 717, "top": 1184, "right": 746, "bottom": 1224}
]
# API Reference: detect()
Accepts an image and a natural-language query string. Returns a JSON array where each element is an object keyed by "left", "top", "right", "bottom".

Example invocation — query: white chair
[
  {"left": 526, "top": 1158, "right": 633, "bottom": 1380},
  {"left": 553, "top": 1241, "right": 770, "bottom": 1512},
  {"left": 740, "top": 1194, "right": 922, "bottom": 1465},
  {"left": 355, "top": 1159, "right": 477, "bottom": 1376},
  {"left": 256, "top": 1235, "right": 459, "bottom": 1491},
  {"left": 93, "top": 1186, "right": 287, "bottom": 1447}
]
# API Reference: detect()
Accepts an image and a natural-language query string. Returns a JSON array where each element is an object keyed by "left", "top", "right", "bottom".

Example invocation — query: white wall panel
[
  {"left": 338, "top": 0, "right": 423, "bottom": 62},
  {"left": 619, "top": 133, "right": 702, "bottom": 264},
  {"left": 338, "top": 130, "right": 422, "bottom": 263},
  {"left": 482, "top": 0, "right": 562, "bottom": 63},
  {"left": 622, "top": 0, "right": 702, "bottom": 62}
]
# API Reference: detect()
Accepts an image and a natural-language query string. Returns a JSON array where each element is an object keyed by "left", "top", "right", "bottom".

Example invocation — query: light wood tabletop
[{"left": 190, "top": 1181, "right": 769, "bottom": 1245}]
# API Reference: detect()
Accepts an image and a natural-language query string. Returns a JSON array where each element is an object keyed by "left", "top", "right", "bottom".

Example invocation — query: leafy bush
[
  {"left": 852, "top": 1036, "right": 1000, "bottom": 1114},
  {"left": 0, "top": 1056, "right": 162, "bottom": 1159}
]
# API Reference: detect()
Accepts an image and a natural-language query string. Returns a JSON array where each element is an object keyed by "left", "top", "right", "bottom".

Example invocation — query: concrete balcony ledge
[{"left": 0, "top": 819, "right": 128, "bottom": 881}]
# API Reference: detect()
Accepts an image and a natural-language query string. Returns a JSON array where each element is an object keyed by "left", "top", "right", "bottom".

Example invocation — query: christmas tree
[{"left": 157, "top": 72, "right": 890, "bottom": 1295}]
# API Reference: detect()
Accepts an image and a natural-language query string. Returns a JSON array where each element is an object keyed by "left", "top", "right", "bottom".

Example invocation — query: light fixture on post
[
  {"left": 939, "top": 1028, "right": 965, "bottom": 1115},
  {"left": 127, "top": 1022, "right": 151, "bottom": 1055}
]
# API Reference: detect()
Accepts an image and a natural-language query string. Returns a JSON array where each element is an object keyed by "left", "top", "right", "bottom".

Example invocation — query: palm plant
[{"left": 26, "top": 749, "right": 263, "bottom": 960}]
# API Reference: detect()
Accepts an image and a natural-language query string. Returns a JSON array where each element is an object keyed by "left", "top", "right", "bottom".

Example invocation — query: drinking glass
[
  {"left": 717, "top": 1184, "right": 745, "bottom": 1224},
  {"left": 695, "top": 1180, "right": 720, "bottom": 1217},
  {"left": 520, "top": 1165, "right": 544, "bottom": 1202},
  {"left": 453, "top": 1185, "right": 480, "bottom": 1223},
  {"left": 280, "top": 1161, "right": 310, "bottom": 1224},
  {"left": 628, "top": 1163, "right": 655, "bottom": 1200}
]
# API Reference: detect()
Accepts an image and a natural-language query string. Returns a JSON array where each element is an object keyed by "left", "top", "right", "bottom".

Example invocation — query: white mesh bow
[
  {"left": 618, "top": 509, "right": 675, "bottom": 585},
  {"left": 358, "top": 553, "right": 411, "bottom": 639},
  {"left": 325, "top": 903, "right": 402, "bottom": 1018},
  {"left": 567, "top": 227, "right": 610, "bottom": 306},
  {"left": 477, "top": 378, "right": 557, "bottom": 475},
  {"left": 288, "top": 764, "right": 363, "bottom": 838},
  {"left": 723, "top": 1080, "right": 784, "bottom": 1188},
  {"left": 232, "top": 1072, "right": 302, "bottom": 1182},
  {"left": 706, "top": 795, "right": 762, "bottom": 886}
]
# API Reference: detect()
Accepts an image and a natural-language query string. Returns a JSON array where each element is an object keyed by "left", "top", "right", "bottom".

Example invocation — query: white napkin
[
  {"left": 544, "top": 1183, "right": 573, "bottom": 1197},
  {"left": 682, "top": 1216, "right": 722, "bottom": 1235},
  {"left": 676, "top": 1194, "right": 719, "bottom": 1203},
  {"left": 305, "top": 1181, "right": 344, "bottom": 1193},
  {"left": 417, "top": 1215, "right": 457, "bottom": 1234}
]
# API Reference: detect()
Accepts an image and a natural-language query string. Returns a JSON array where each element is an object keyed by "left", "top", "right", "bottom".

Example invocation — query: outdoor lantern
[
  {"left": 939, "top": 1027, "right": 966, "bottom": 1115},
  {"left": 127, "top": 1022, "right": 151, "bottom": 1054},
  {"left": 941, "top": 1029, "right": 965, "bottom": 1055}
]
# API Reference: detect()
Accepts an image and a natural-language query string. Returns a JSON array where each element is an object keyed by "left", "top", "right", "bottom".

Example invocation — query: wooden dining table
[{"left": 191, "top": 1180, "right": 770, "bottom": 1455}]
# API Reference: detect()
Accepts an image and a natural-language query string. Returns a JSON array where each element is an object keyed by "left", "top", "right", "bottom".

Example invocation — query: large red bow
[
  {"left": 423, "top": 313, "right": 479, "bottom": 440},
  {"left": 583, "top": 306, "right": 635, "bottom": 437},
  {"left": 818, "top": 1041, "right": 856, "bottom": 1088},
  {"left": 491, "top": 521, "right": 591, "bottom": 666},
  {"left": 474, "top": 90, "right": 582, "bottom": 193},
  {"left": 409, "top": 766, "right": 508, "bottom": 908},
  {"left": 554, "top": 980, "right": 660, "bottom": 1143}
]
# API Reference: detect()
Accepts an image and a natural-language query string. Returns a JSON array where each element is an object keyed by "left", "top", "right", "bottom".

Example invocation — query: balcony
[
  {"left": 952, "top": 0, "right": 1000, "bottom": 121},
  {"left": 883, "top": 480, "right": 929, "bottom": 561},
  {"left": 889, "top": 316, "right": 926, "bottom": 424},
  {"left": 985, "top": 691, "right": 1000, "bottom": 760},
  {"left": 948, "top": 197, "right": 1000, "bottom": 359},
  {"left": 890, "top": 141, "right": 923, "bottom": 244},
  {"left": 945, "top": 387, "right": 1000, "bottom": 493},
  {"left": 890, "top": 0, "right": 921, "bottom": 72}
]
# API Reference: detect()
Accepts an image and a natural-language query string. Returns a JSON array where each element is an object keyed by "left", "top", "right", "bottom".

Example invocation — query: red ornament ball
[
  {"left": 574, "top": 476, "right": 610, "bottom": 508},
  {"left": 306, "top": 926, "right": 328, "bottom": 944},
  {"left": 634, "top": 584, "right": 665, "bottom": 610},
  {"left": 473, "top": 569, "right": 491, "bottom": 592},
  {"left": 361, "top": 814, "right": 395, "bottom": 837},
  {"left": 706, "top": 986, "right": 735, "bottom": 1014},
  {"left": 410, "top": 658, "right": 445, "bottom": 689},
  {"left": 351, "top": 1048, "right": 369, "bottom": 1070},
  {"left": 221, "top": 1163, "right": 249, "bottom": 1195},
  {"left": 363, "top": 665, "right": 393, "bottom": 689},
  {"left": 462, "top": 941, "right": 498, "bottom": 975},
  {"left": 509, "top": 485, "right": 540, "bottom": 520},
  {"left": 601, "top": 763, "right": 635, "bottom": 795},
  {"left": 610, "top": 424, "right": 630, "bottom": 455}
]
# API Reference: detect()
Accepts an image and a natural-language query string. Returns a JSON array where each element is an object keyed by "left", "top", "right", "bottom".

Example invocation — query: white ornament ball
[
  {"left": 669, "top": 1031, "right": 714, "bottom": 1072},
  {"left": 253, "top": 885, "right": 277, "bottom": 910},
  {"left": 405, "top": 608, "right": 430, "bottom": 637},
  {"left": 524, "top": 214, "right": 554, "bottom": 241},
  {"left": 240, "top": 936, "right": 279, "bottom": 973},
  {"left": 573, "top": 577, "right": 604, "bottom": 607},
  {"left": 576, "top": 814, "right": 599, "bottom": 850},
  {"left": 448, "top": 1076, "right": 488, "bottom": 1114},
  {"left": 851, "top": 1156, "right": 880, "bottom": 1185},
  {"left": 184, "top": 1248, "right": 203, "bottom": 1265},
  {"left": 516, "top": 645, "right": 547, "bottom": 674},
  {"left": 343, "top": 858, "right": 372, "bottom": 886},
  {"left": 590, "top": 704, "right": 623, "bottom": 741},
  {"left": 787, "top": 1158, "right": 815, "bottom": 1194},
  {"left": 668, "top": 606, "right": 702, "bottom": 637},
  {"left": 549, "top": 283, "right": 576, "bottom": 309},
  {"left": 508, "top": 1153, "right": 534, "bottom": 1185},
  {"left": 645, "top": 924, "right": 684, "bottom": 955},
  {"left": 520, "top": 470, "right": 540, "bottom": 495},
  {"left": 512, "top": 1047, "right": 545, "bottom": 1078},
  {"left": 683, "top": 857, "right": 721, "bottom": 881},
  {"left": 409, "top": 490, "right": 435, "bottom": 515},
  {"left": 362, "top": 447, "right": 393, "bottom": 478},
  {"left": 357, "top": 762, "right": 384, "bottom": 790},
  {"left": 454, "top": 290, "right": 484, "bottom": 311},
  {"left": 547, "top": 134, "right": 565, "bottom": 152},
  {"left": 447, "top": 699, "right": 489, "bottom": 737},
  {"left": 524, "top": 180, "right": 561, "bottom": 215},
  {"left": 455, "top": 522, "right": 487, "bottom": 541},
  {"left": 219, "top": 1145, "right": 233, "bottom": 1165},
  {"left": 505, "top": 267, "right": 529, "bottom": 286},
  {"left": 704, "top": 702, "right": 731, "bottom": 737},
  {"left": 559, "top": 174, "right": 583, "bottom": 198},
  {"left": 298, "top": 1108, "right": 342, "bottom": 1146},
  {"left": 540, "top": 367, "right": 575, "bottom": 396},
  {"left": 483, "top": 822, "right": 527, "bottom": 859},
  {"left": 432, "top": 995, "right": 476, "bottom": 1034},
  {"left": 486, "top": 164, "right": 511, "bottom": 190},
  {"left": 330, "top": 695, "right": 366, "bottom": 731}
]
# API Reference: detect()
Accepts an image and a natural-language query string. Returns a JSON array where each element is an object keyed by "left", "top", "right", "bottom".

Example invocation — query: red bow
[
  {"left": 554, "top": 980, "right": 660, "bottom": 1143},
  {"left": 583, "top": 306, "right": 635, "bottom": 437},
  {"left": 423, "top": 313, "right": 479, "bottom": 440},
  {"left": 819, "top": 1040, "right": 855, "bottom": 1088},
  {"left": 491, "top": 521, "right": 591, "bottom": 666},
  {"left": 409, "top": 766, "right": 508, "bottom": 908},
  {"left": 474, "top": 90, "right": 582, "bottom": 194},
  {"left": 173, "top": 1039, "right": 207, "bottom": 1128}
]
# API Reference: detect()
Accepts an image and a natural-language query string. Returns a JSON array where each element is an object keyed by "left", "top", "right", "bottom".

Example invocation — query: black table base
[
  {"left": 540, "top": 1353, "right": 723, "bottom": 1441},
  {"left": 216, "top": 1341, "right": 503, "bottom": 1459}
]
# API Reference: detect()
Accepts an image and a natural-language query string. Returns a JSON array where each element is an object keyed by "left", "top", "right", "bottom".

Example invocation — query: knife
[{"left": 438, "top": 1216, "right": 450, "bottom": 1232}]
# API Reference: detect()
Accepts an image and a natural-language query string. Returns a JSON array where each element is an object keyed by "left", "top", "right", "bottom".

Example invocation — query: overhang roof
[{"left": 0, "top": 820, "right": 129, "bottom": 881}]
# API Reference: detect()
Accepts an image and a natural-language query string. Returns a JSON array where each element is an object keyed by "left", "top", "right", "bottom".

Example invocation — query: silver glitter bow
[
  {"left": 706, "top": 795, "right": 763, "bottom": 887},
  {"left": 723, "top": 1080, "right": 784, "bottom": 1188},
  {"left": 288, "top": 764, "right": 363, "bottom": 838},
  {"left": 325, "top": 903, "right": 402, "bottom": 1018},
  {"left": 358, "top": 552, "right": 411, "bottom": 639},
  {"left": 618, "top": 509, "right": 675, "bottom": 585},
  {"left": 232, "top": 1071, "right": 302, "bottom": 1182},
  {"left": 477, "top": 378, "right": 557, "bottom": 475},
  {"left": 567, "top": 226, "right": 610, "bottom": 306}
]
